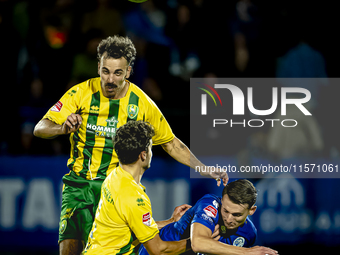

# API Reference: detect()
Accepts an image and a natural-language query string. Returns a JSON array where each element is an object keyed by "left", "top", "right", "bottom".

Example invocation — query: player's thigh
[
  {"left": 58, "top": 184, "right": 84, "bottom": 242},
  {"left": 59, "top": 180, "right": 101, "bottom": 243},
  {"left": 59, "top": 239, "right": 83, "bottom": 255}
]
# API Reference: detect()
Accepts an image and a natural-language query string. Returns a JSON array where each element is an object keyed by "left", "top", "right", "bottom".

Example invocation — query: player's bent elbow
[
  {"left": 33, "top": 124, "right": 42, "bottom": 137},
  {"left": 33, "top": 124, "right": 48, "bottom": 138},
  {"left": 190, "top": 237, "right": 205, "bottom": 254},
  {"left": 33, "top": 119, "right": 59, "bottom": 139}
]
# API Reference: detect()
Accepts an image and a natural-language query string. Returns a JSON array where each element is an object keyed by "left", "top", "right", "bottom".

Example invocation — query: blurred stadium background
[{"left": 1, "top": 0, "right": 340, "bottom": 254}]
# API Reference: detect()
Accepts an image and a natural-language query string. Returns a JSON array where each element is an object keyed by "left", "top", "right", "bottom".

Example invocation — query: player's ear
[
  {"left": 248, "top": 205, "right": 257, "bottom": 216},
  {"left": 126, "top": 66, "right": 132, "bottom": 79},
  {"left": 140, "top": 151, "right": 147, "bottom": 161},
  {"left": 98, "top": 62, "right": 101, "bottom": 76}
]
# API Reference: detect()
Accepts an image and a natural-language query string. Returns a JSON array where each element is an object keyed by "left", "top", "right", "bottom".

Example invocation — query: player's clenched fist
[
  {"left": 62, "top": 113, "right": 82, "bottom": 134},
  {"left": 171, "top": 204, "right": 192, "bottom": 222}
]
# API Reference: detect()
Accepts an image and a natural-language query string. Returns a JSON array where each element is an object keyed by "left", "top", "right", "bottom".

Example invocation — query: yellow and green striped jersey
[
  {"left": 43, "top": 77, "right": 174, "bottom": 180},
  {"left": 83, "top": 166, "right": 159, "bottom": 255}
]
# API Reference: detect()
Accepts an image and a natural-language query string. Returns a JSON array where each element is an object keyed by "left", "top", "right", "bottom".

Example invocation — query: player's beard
[{"left": 105, "top": 82, "right": 118, "bottom": 95}]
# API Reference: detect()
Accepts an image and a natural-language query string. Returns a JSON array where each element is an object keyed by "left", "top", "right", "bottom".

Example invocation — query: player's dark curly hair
[
  {"left": 97, "top": 35, "right": 137, "bottom": 67},
  {"left": 222, "top": 179, "right": 257, "bottom": 209},
  {"left": 114, "top": 121, "right": 155, "bottom": 165}
]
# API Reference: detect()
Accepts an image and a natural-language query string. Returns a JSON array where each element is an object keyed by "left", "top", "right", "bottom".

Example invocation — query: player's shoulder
[
  {"left": 196, "top": 194, "right": 221, "bottom": 207},
  {"left": 68, "top": 77, "right": 100, "bottom": 95},
  {"left": 128, "top": 82, "right": 158, "bottom": 106},
  {"left": 80, "top": 77, "right": 101, "bottom": 92},
  {"left": 194, "top": 194, "right": 221, "bottom": 219}
]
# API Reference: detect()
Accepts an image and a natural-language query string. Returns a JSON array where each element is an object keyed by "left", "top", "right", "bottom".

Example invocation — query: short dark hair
[
  {"left": 222, "top": 179, "right": 257, "bottom": 209},
  {"left": 113, "top": 121, "right": 155, "bottom": 165},
  {"left": 97, "top": 35, "right": 136, "bottom": 67}
]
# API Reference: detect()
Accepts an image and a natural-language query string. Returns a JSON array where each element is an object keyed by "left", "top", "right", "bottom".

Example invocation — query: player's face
[
  {"left": 220, "top": 194, "right": 256, "bottom": 229},
  {"left": 98, "top": 54, "right": 132, "bottom": 99},
  {"left": 143, "top": 139, "right": 153, "bottom": 170}
]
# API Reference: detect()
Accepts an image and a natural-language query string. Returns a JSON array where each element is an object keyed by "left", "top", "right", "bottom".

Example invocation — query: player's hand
[
  {"left": 62, "top": 113, "right": 82, "bottom": 134},
  {"left": 198, "top": 165, "right": 228, "bottom": 186},
  {"left": 211, "top": 224, "right": 220, "bottom": 240},
  {"left": 207, "top": 167, "right": 229, "bottom": 187},
  {"left": 246, "top": 246, "right": 278, "bottom": 255},
  {"left": 171, "top": 204, "right": 192, "bottom": 222}
]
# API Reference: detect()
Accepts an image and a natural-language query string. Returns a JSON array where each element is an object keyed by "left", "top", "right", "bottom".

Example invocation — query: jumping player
[
  {"left": 33, "top": 35, "right": 228, "bottom": 254},
  {"left": 139, "top": 179, "right": 278, "bottom": 255}
]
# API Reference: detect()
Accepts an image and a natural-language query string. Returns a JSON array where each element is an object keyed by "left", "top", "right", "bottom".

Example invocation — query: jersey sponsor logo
[
  {"left": 142, "top": 212, "right": 151, "bottom": 226},
  {"left": 203, "top": 205, "right": 217, "bottom": 218},
  {"left": 90, "top": 105, "right": 100, "bottom": 114},
  {"left": 67, "top": 89, "right": 77, "bottom": 96},
  {"left": 201, "top": 213, "right": 213, "bottom": 224},
  {"left": 51, "top": 101, "right": 63, "bottom": 112},
  {"left": 233, "top": 237, "right": 245, "bottom": 247},
  {"left": 127, "top": 104, "right": 139, "bottom": 119},
  {"left": 86, "top": 116, "right": 119, "bottom": 138},
  {"left": 106, "top": 116, "right": 119, "bottom": 127},
  {"left": 86, "top": 123, "right": 117, "bottom": 138},
  {"left": 137, "top": 198, "right": 145, "bottom": 206}
]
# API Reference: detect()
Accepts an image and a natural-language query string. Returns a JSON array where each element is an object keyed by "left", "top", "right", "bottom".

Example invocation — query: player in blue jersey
[{"left": 139, "top": 179, "right": 278, "bottom": 255}]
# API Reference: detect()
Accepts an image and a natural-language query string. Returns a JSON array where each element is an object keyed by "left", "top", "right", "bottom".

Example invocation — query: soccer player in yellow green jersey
[
  {"left": 83, "top": 121, "right": 191, "bottom": 255},
  {"left": 34, "top": 35, "right": 228, "bottom": 255}
]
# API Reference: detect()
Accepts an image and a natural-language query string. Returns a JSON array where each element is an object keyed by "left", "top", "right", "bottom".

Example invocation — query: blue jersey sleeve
[{"left": 191, "top": 195, "right": 220, "bottom": 234}]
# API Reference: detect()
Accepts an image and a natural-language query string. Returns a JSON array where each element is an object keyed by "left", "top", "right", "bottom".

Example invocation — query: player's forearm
[
  {"left": 159, "top": 239, "right": 190, "bottom": 255},
  {"left": 33, "top": 119, "right": 64, "bottom": 139},
  {"left": 161, "top": 137, "right": 206, "bottom": 172},
  {"left": 156, "top": 218, "right": 174, "bottom": 230},
  {"left": 191, "top": 236, "right": 245, "bottom": 255}
]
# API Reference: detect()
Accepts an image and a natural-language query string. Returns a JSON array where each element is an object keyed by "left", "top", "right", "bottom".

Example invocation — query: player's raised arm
[
  {"left": 161, "top": 137, "right": 229, "bottom": 186},
  {"left": 190, "top": 223, "right": 278, "bottom": 255}
]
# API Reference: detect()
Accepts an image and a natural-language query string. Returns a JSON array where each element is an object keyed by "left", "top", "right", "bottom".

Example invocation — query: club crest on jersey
[
  {"left": 142, "top": 212, "right": 151, "bottom": 226},
  {"left": 59, "top": 219, "right": 67, "bottom": 234},
  {"left": 233, "top": 237, "right": 245, "bottom": 247},
  {"left": 51, "top": 101, "right": 63, "bottom": 112},
  {"left": 203, "top": 205, "right": 217, "bottom": 218},
  {"left": 127, "top": 104, "right": 139, "bottom": 119}
]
